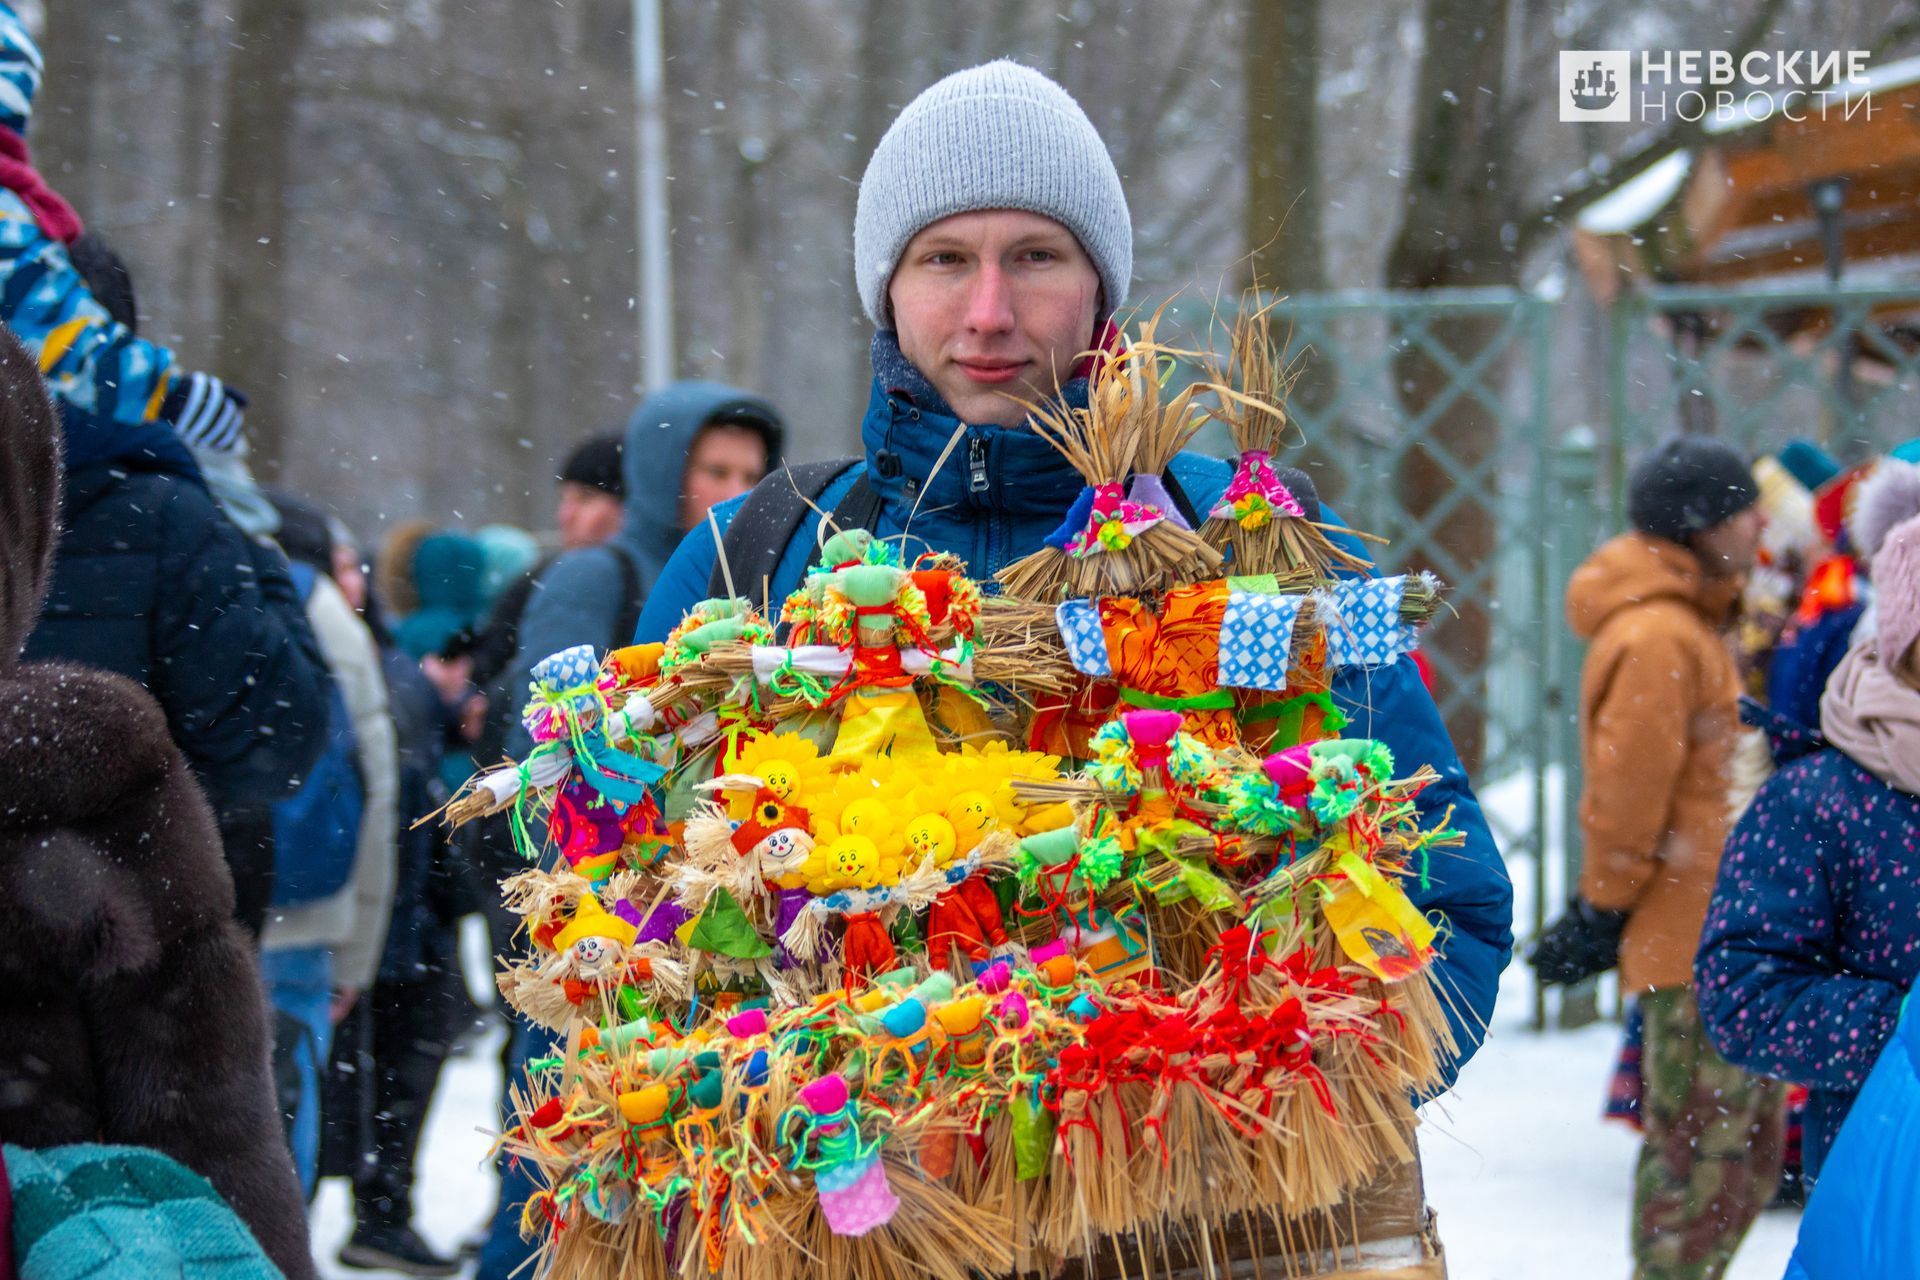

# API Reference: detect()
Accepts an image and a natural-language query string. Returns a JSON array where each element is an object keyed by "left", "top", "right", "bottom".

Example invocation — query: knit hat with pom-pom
[{"left": 1873, "top": 512, "right": 1920, "bottom": 669}]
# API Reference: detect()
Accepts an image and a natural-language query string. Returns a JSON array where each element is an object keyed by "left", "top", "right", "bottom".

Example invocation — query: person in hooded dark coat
[
  {"left": 504, "top": 381, "right": 782, "bottom": 754},
  {"left": 0, "top": 325, "right": 317, "bottom": 1280},
  {"left": 20, "top": 233, "right": 329, "bottom": 937}
]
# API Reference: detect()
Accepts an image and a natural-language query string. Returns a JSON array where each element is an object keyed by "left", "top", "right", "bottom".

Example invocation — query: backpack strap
[
  {"left": 1160, "top": 468, "right": 1202, "bottom": 528},
  {"left": 1274, "top": 464, "right": 1322, "bottom": 523},
  {"left": 707, "top": 458, "right": 865, "bottom": 610},
  {"left": 286, "top": 558, "right": 319, "bottom": 603},
  {"left": 608, "top": 542, "right": 645, "bottom": 651}
]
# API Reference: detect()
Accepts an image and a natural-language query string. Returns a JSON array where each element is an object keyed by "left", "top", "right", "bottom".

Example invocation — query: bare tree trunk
[
  {"left": 214, "top": 0, "right": 310, "bottom": 477},
  {"left": 1244, "top": 0, "right": 1322, "bottom": 294},
  {"left": 1242, "top": 0, "right": 1350, "bottom": 511},
  {"left": 33, "top": 3, "right": 102, "bottom": 202},
  {"left": 1382, "top": 0, "right": 1515, "bottom": 774}
]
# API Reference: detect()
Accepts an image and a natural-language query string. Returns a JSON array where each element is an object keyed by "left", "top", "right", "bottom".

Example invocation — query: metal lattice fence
[
  {"left": 1610, "top": 284, "right": 1920, "bottom": 477},
  {"left": 1173, "top": 287, "right": 1556, "bottom": 863},
  {"left": 1170, "top": 280, "right": 1920, "bottom": 1028}
]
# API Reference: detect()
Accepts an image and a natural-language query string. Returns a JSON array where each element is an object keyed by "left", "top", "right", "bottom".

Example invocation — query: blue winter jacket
[
  {"left": 1696, "top": 704, "right": 1920, "bottom": 1180},
  {"left": 636, "top": 375, "right": 1514, "bottom": 1086},
  {"left": 1785, "top": 995, "right": 1920, "bottom": 1279},
  {"left": 507, "top": 381, "right": 783, "bottom": 755},
  {"left": 1767, "top": 602, "right": 1864, "bottom": 730}
]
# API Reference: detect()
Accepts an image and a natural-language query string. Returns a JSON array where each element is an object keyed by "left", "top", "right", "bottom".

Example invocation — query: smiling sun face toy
[
  {"left": 903, "top": 814, "right": 958, "bottom": 867},
  {"left": 945, "top": 791, "right": 998, "bottom": 852},
  {"left": 839, "top": 798, "right": 893, "bottom": 844},
  {"left": 759, "top": 758, "right": 802, "bottom": 801},
  {"left": 826, "top": 834, "right": 881, "bottom": 891}
]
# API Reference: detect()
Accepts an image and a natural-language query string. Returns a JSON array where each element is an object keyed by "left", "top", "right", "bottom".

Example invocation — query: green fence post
[
  {"left": 1605, "top": 300, "right": 1633, "bottom": 525},
  {"left": 1545, "top": 426, "right": 1600, "bottom": 1030}
]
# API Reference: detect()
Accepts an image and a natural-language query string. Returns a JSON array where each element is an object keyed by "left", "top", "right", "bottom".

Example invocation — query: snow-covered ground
[
  {"left": 1421, "top": 964, "right": 1800, "bottom": 1279},
  {"left": 308, "top": 842, "right": 1803, "bottom": 1279},
  {"left": 310, "top": 1028, "right": 501, "bottom": 1278}
]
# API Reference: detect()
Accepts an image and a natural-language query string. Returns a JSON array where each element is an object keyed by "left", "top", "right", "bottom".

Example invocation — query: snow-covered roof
[
  {"left": 1577, "top": 56, "right": 1920, "bottom": 237},
  {"left": 1702, "top": 52, "right": 1920, "bottom": 136},
  {"left": 1576, "top": 149, "right": 1691, "bottom": 234}
]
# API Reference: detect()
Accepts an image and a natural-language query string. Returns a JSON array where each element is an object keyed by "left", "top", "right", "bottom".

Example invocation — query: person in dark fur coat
[{"left": 0, "top": 327, "right": 318, "bottom": 1280}]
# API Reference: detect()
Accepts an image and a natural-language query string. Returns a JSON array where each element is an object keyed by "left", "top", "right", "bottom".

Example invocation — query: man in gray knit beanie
[
  {"left": 853, "top": 59, "right": 1131, "bottom": 428},
  {"left": 631, "top": 61, "right": 1511, "bottom": 1151}
]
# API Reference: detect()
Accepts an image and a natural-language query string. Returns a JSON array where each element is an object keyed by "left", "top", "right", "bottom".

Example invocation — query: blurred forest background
[{"left": 18, "top": 0, "right": 1916, "bottom": 540}]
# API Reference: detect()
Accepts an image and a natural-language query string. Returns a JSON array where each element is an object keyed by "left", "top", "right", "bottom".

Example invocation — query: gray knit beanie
[{"left": 853, "top": 60, "right": 1132, "bottom": 329}]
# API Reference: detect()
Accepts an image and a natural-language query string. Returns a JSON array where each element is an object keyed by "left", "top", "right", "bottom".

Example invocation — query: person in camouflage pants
[{"left": 1634, "top": 988, "right": 1785, "bottom": 1280}]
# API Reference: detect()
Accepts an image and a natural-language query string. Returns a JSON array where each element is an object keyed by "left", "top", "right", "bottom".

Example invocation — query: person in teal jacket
[{"left": 630, "top": 60, "right": 1514, "bottom": 1089}]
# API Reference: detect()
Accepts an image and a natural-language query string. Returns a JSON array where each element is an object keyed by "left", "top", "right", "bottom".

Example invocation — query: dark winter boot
[{"left": 338, "top": 1221, "right": 460, "bottom": 1277}]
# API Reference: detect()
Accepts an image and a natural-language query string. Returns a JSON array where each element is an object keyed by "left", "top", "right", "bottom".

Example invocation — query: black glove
[
  {"left": 1527, "top": 897, "right": 1629, "bottom": 986},
  {"left": 161, "top": 371, "right": 248, "bottom": 451}
]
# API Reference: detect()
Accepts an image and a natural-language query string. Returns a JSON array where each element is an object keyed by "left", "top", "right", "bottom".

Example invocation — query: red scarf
[{"left": 0, "top": 128, "right": 82, "bottom": 245}]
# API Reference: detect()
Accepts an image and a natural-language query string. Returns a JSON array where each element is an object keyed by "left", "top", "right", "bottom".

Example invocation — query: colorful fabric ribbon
[
  {"left": 1209, "top": 449, "right": 1306, "bottom": 529},
  {"left": 1065, "top": 482, "right": 1165, "bottom": 558}
]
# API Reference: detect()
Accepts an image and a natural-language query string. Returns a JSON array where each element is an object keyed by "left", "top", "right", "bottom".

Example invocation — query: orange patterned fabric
[
  {"left": 1794, "top": 554, "right": 1860, "bottom": 626},
  {"left": 1098, "top": 583, "right": 1237, "bottom": 749}
]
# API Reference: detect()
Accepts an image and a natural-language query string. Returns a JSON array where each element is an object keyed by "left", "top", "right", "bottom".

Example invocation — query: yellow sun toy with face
[
  {"left": 722, "top": 732, "right": 832, "bottom": 820},
  {"left": 945, "top": 790, "right": 999, "bottom": 855},
  {"left": 918, "top": 742, "right": 1066, "bottom": 838},
  {"left": 839, "top": 797, "right": 896, "bottom": 848},
  {"left": 801, "top": 832, "right": 907, "bottom": 893},
  {"left": 902, "top": 813, "right": 959, "bottom": 868},
  {"left": 808, "top": 758, "right": 904, "bottom": 839}
]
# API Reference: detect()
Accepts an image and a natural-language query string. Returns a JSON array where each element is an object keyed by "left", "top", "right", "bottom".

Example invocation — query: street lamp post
[{"left": 632, "top": 0, "right": 675, "bottom": 392}]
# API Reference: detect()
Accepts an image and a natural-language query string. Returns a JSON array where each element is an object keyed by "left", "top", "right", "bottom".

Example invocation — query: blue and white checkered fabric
[
  {"left": 1218, "top": 588, "right": 1304, "bottom": 690},
  {"left": 1322, "top": 575, "right": 1412, "bottom": 668},
  {"left": 1056, "top": 599, "right": 1112, "bottom": 677},
  {"left": 531, "top": 643, "right": 602, "bottom": 712}
]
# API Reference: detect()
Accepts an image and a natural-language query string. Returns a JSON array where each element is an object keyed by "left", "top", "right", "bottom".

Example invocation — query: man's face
[
  {"left": 1694, "top": 506, "right": 1764, "bottom": 579},
  {"left": 679, "top": 423, "right": 769, "bottom": 531},
  {"left": 556, "top": 481, "right": 624, "bottom": 550},
  {"left": 888, "top": 210, "right": 1101, "bottom": 428}
]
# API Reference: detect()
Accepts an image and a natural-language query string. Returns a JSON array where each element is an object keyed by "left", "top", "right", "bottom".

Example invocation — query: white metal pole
[{"left": 633, "top": 0, "right": 674, "bottom": 389}]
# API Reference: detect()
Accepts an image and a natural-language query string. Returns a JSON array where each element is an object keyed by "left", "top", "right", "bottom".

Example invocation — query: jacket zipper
[{"left": 968, "top": 436, "right": 990, "bottom": 494}]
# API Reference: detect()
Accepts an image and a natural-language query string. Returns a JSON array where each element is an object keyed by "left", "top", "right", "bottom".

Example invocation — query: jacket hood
[
  {"left": 0, "top": 3, "right": 39, "bottom": 137},
  {"left": 412, "top": 532, "right": 489, "bottom": 616},
  {"left": 1738, "top": 695, "right": 1828, "bottom": 767},
  {"left": 58, "top": 400, "right": 201, "bottom": 486},
  {"left": 394, "top": 531, "right": 488, "bottom": 660},
  {"left": 619, "top": 380, "right": 784, "bottom": 579},
  {"left": 1565, "top": 531, "right": 1740, "bottom": 642},
  {"left": 0, "top": 324, "right": 59, "bottom": 666}
]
